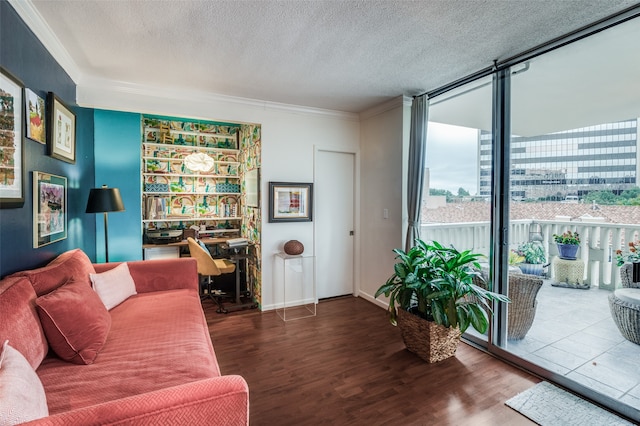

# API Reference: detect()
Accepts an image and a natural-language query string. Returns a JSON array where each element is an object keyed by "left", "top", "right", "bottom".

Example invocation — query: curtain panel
[{"left": 405, "top": 95, "right": 429, "bottom": 252}]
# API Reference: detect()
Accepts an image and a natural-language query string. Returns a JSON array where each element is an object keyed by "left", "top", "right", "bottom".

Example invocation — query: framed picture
[
  {"left": 33, "top": 171, "right": 67, "bottom": 248},
  {"left": 268, "top": 182, "right": 313, "bottom": 222},
  {"left": 25, "top": 88, "right": 46, "bottom": 144},
  {"left": 0, "top": 67, "right": 25, "bottom": 209},
  {"left": 245, "top": 168, "right": 260, "bottom": 208},
  {"left": 47, "top": 92, "right": 76, "bottom": 164}
]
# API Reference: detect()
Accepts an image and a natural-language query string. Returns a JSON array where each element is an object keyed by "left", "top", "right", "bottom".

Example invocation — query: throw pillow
[
  {"left": 90, "top": 262, "right": 137, "bottom": 310},
  {"left": 0, "top": 340, "right": 49, "bottom": 424},
  {"left": 9, "top": 249, "right": 96, "bottom": 297},
  {"left": 35, "top": 278, "right": 111, "bottom": 365}
]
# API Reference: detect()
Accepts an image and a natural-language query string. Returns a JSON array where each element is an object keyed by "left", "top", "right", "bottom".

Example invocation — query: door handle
[{"left": 349, "top": 231, "right": 354, "bottom": 236}]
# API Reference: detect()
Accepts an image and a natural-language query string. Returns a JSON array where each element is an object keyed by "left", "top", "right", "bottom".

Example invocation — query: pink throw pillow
[
  {"left": 10, "top": 249, "right": 96, "bottom": 297},
  {"left": 35, "top": 278, "right": 111, "bottom": 365},
  {"left": 90, "top": 262, "right": 137, "bottom": 310},
  {"left": 0, "top": 340, "right": 49, "bottom": 424}
]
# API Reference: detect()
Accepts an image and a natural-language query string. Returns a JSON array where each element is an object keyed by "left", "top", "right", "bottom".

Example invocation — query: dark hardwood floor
[{"left": 204, "top": 296, "right": 538, "bottom": 425}]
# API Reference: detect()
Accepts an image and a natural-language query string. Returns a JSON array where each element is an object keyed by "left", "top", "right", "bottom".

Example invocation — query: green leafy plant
[
  {"left": 616, "top": 240, "right": 640, "bottom": 266},
  {"left": 553, "top": 230, "right": 580, "bottom": 245},
  {"left": 514, "top": 241, "right": 546, "bottom": 264},
  {"left": 375, "top": 240, "right": 510, "bottom": 334}
]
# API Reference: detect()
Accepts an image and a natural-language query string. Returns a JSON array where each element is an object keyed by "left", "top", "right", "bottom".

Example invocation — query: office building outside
[{"left": 478, "top": 118, "right": 640, "bottom": 200}]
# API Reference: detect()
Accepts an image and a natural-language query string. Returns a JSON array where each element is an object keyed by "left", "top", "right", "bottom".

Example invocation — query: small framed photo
[
  {"left": 25, "top": 88, "right": 46, "bottom": 144},
  {"left": 33, "top": 171, "right": 67, "bottom": 248},
  {"left": 268, "top": 182, "right": 313, "bottom": 223},
  {"left": 0, "top": 67, "right": 25, "bottom": 209},
  {"left": 47, "top": 92, "right": 76, "bottom": 164}
]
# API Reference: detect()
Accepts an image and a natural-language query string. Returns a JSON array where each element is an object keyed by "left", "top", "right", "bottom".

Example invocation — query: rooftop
[{"left": 423, "top": 201, "right": 640, "bottom": 225}]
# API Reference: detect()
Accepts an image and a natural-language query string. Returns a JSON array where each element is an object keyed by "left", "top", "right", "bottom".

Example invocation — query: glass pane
[
  {"left": 504, "top": 16, "right": 640, "bottom": 416},
  {"left": 423, "top": 75, "right": 493, "bottom": 343}
]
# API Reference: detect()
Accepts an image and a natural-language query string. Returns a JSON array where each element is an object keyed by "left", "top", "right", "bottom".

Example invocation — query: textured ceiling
[{"left": 26, "top": 0, "right": 640, "bottom": 113}]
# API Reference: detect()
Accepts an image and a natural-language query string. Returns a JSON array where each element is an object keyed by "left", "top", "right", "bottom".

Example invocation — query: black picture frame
[
  {"left": 0, "top": 66, "right": 25, "bottom": 209},
  {"left": 268, "top": 181, "right": 313, "bottom": 223},
  {"left": 47, "top": 92, "right": 76, "bottom": 164}
]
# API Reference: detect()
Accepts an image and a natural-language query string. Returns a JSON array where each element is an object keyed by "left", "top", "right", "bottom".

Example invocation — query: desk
[
  {"left": 143, "top": 238, "right": 230, "bottom": 259},
  {"left": 143, "top": 237, "right": 230, "bottom": 249},
  {"left": 219, "top": 249, "right": 258, "bottom": 313}
]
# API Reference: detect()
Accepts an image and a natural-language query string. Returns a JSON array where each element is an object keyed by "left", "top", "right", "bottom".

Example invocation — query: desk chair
[{"left": 187, "top": 237, "right": 236, "bottom": 311}]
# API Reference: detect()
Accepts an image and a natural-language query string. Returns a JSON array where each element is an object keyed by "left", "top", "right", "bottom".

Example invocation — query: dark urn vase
[{"left": 557, "top": 243, "right": 579, "bottom": 260}]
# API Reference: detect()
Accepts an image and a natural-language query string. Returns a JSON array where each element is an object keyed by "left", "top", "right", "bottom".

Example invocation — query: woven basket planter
[{"left": 396, "top": 308, "right": 462, "bottom": 363}]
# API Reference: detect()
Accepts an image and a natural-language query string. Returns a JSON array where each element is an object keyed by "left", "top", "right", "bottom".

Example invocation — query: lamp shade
[{"left": 86, "top": 187, "right": 125, "bottom": 213}]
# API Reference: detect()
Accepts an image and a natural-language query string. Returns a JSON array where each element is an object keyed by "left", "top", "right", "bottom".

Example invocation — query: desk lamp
[{"left": 86, "top": 185, "right": 125, "bottom": 262}]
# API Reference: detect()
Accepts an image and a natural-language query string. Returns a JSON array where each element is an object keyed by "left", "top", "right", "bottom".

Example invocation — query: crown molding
[
  {"left": 77, "top": 76, "right": 360, "bottom": 121},
  {"left": 8, "top": 0, "right": 82, "bottom": 83},
  {"left": 360, "top": 95, "right": 412, "bottom": 120}
]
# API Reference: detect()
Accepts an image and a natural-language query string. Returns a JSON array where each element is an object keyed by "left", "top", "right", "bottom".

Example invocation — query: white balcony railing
[{"left": 421, "top": 219, "right": 640, "bottom": 290}]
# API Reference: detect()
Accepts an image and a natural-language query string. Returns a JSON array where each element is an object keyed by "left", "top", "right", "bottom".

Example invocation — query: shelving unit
[{"left": 141, "top": 116, "right": 242, "bottom": 240}]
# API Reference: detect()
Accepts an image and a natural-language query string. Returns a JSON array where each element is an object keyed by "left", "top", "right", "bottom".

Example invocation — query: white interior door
[{"left": 315, "top": 150, "right": 355, "bottom": 299}]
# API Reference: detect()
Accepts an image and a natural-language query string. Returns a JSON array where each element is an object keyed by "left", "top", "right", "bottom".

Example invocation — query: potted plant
[
  {"left": 553, "top": 230, "right": 580, "bottom": 260},
  {"left": 514, "top": 241, "right": 546, "bottom": 275},
  {"left": 375, "top": 240, "right": 510, "bottom": 363},
  {"left": 615, "top": 240, "right": 640, "bottom": 283}
]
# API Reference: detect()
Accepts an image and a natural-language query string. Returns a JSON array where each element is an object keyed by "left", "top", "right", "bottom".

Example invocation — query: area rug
[{"left": 505, "top": 381, "right": 634, "bottom": 425}]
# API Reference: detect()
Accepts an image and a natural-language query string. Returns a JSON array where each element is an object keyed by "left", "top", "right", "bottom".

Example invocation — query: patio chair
[
  {"left": 472, "top": 272, "right": 543, "bottom": 340},
  {"left": 608, "top": 264, "right": 640, "bottom": 345},
  {"left": 507, "top": 274, "right": 544, "bottom": 340}
]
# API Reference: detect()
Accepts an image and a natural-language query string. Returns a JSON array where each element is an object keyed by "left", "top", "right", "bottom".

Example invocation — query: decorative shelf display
[{"left": 141, "top": 115, "right": 242, "bottom": 235}]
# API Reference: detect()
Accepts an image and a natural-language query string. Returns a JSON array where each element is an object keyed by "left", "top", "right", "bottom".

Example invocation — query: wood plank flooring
[{"left": 204, "top": 296, "right": 538, "bottom": 425}]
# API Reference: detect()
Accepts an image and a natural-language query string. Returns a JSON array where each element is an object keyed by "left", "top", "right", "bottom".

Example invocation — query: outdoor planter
[
  {"left": 518, "top": 262, "right": 544, "bottom": 276},
  {"left": 557, "top": 243, "right": 579, "bottom": 260}
]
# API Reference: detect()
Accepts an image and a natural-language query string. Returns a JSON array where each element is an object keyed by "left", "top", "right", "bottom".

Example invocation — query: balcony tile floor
[{"left": 505, "top": 281, "right": 640, "bottom": 411}]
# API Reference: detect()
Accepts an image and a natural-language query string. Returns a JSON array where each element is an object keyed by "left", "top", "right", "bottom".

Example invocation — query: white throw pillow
[
  {"left": 0, "top": 340, "right": 49, "bottom": 425},
  {"left": 90, "top": 263, "right": 137, "bottom": 310}
]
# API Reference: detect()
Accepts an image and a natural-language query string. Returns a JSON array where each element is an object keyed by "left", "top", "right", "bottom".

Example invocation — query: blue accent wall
[
  {"left": 0, "top": 1, "right": 96, "bottom": 276},
  {"left": 93, "top": 110, "right": 142, "bottom": 262}
]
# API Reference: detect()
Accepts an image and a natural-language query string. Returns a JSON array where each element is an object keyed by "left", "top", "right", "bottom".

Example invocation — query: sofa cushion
[
  {"left": 38, "top": 289, "right": 219, "bottom": 415},
  {"left": 614, "top": 288, "right": 640, "bottom": 306},
  {"left": 10, "top": 249, "right": 96, "bottom": 297},
  {"left": 0, "top": 277, "right": 48, "bottom": 369},
  {"left": 0, "top": 340, "right": 49, "bottom": 424},
  {"left": 90, "top": 262, "right": 137, "bottom": 310},
  {"left": 35, "top": 278, "right": 111, "bottom": 365}
]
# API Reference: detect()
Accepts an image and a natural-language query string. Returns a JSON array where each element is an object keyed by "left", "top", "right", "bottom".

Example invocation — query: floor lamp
[{"left": 86, "top": 185, "right": 125, "bottom": 263}]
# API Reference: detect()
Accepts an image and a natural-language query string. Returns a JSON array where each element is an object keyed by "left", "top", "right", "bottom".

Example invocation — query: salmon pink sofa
[{"left": 0, "top": 249, "right": 248, "bottom": 425}]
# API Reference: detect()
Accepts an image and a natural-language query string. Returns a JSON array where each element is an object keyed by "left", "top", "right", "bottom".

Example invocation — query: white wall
[
  {"left": 358, "top": 96, "right": 411, "bottom": 308},
  {"left": 78, "top": 80, "right": 360, "bottom": 309}
]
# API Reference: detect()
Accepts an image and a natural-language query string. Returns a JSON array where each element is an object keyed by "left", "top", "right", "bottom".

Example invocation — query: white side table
[
  {"left": 552, "top": 257, "right": 586, "bottom": 288},
  {"left": 273, "top": 253, "right": 316, "bottom": 321}
]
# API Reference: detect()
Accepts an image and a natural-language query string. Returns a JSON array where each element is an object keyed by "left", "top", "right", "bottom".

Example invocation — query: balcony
[{"left": 421, "top": 218, "right": 640, "bottom": 412}]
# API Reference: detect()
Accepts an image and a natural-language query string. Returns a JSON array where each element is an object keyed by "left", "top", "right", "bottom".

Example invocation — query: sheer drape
[{"left": 405, "top": 94, "right": 429, "bottom": 252}]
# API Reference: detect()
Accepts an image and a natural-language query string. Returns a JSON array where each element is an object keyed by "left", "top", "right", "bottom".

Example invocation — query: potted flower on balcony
[
  {"left": 375, "top": 240, "right": 510, "bottom": 363},
  {"left": 553, "top": 230, "right": 580, "bottom": 260},
  {"left": 615, "top": 240, "right": 640, "bottom": 283},
  {"left": 514, "top": 241, "right": 546, "bottom": 276}
]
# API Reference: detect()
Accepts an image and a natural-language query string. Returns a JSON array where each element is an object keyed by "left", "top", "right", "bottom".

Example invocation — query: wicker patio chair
[
  {"left": 608, "top": 264, "right": 640, "bottom": 345},
  {"left": 507, "top": 274, "right": 544, "bottom": 340},
  {"left": 472, "top": 272, "right": 543, "bottom": 340}
]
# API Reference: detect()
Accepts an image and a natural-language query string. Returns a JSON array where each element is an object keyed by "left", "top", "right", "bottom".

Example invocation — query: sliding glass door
[
  {"left": 500, "top": 16, "right": 640, "bottom": 417},
  {"left": 423, "top": 14, "right": 640, "bottom": 420}
]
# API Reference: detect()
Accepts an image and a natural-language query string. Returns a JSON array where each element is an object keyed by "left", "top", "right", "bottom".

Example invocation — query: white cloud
[{"left": 426, "top": 122, "right": 479, "bottom": 195}]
